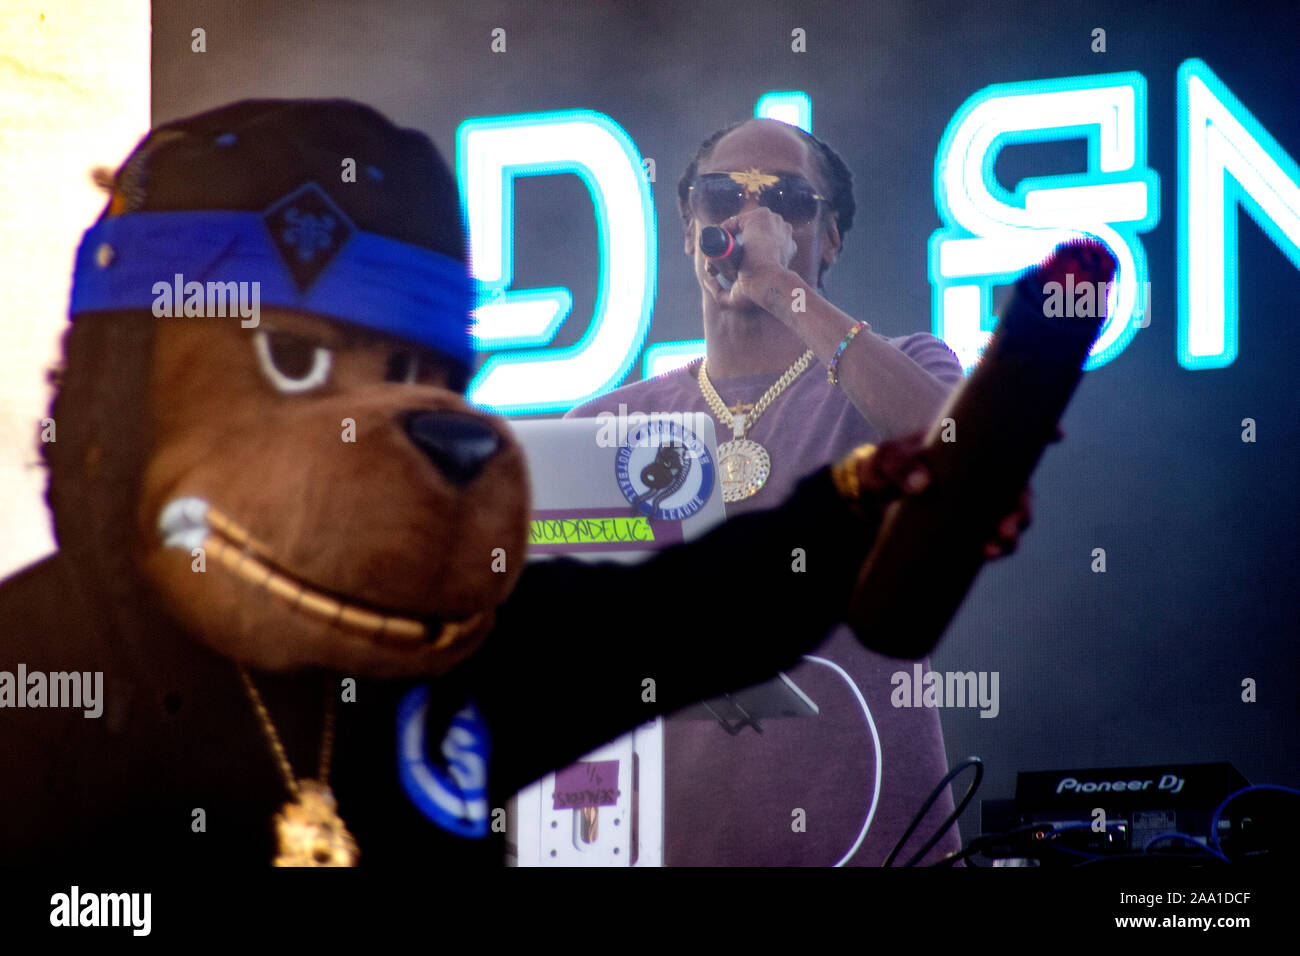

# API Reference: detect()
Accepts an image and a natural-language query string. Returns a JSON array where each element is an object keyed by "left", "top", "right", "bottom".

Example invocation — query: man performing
[{"left": 568, "top": 117, "right": 1035, "bottom": 865}]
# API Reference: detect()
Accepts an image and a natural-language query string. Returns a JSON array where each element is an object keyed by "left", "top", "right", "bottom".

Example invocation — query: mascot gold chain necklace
[
  {"left": 697, "top": 349, "right": 815, "bottom": 503},
  {"left": 238, "top": 667, "right": 360, "bottom": 867}
]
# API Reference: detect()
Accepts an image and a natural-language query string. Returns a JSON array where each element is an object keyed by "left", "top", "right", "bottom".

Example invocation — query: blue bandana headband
[{"left": 70, "top": 183, "right": 477, "bottom": 367}]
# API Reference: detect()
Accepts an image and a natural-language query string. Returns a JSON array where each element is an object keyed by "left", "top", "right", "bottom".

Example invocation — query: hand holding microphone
[
  {"left": 700, "top": 225, "right": 743, "bottom": 286},
  {"left": 698, "top": 209, "right": 796, "bottom": 303}
]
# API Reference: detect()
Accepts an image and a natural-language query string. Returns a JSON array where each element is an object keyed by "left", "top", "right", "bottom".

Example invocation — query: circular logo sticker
[{"left": 615, "top": 418, "right": 715, "bottom": 522}]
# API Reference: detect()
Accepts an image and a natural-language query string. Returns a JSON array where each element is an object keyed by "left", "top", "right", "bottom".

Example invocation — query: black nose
[{"left": 403, "top": 411, "right": 502, "bottom": 486}]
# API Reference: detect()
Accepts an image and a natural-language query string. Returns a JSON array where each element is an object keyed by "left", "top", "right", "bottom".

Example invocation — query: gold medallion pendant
[
  {"left": 239, "top": 668, "right": 360, "bottom": 867},
  {"left": 698, "top": 351, "right": 815, "bottom": 504},
  {"left": 717, "top": 438, "right": 772, "bottom": 502},
  {"left": 274, "top": 780, "right": 360, "bottom": 867}
]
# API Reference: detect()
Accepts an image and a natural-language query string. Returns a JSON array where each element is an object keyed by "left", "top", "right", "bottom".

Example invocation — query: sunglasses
[{"left": 687, "top": 169, "right": 828, "bottom": 226}]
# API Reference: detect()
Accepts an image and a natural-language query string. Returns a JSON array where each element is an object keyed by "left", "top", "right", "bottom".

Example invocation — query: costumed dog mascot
[{"left": 0, "top": 100, "right": 1035, "bottom": 866}]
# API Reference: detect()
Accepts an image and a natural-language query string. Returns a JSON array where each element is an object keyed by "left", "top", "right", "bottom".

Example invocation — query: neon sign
[
  {"left": 459, "top": 63, "right": 1299, "bottom": 414},
  {"left": 458, "top": 110, "right": 656, "bottom": 415},
  {"left": 1178, "top": 59, "right": 1300, "bottom": 369},
  {"left": 929, "top": 71, "right": 1159, "bottom": 372}
]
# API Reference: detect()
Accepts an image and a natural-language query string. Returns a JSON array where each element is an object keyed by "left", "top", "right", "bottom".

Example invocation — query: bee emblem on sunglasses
[{"left": 727, "top": 168, "right": 781, "bottom": 197}]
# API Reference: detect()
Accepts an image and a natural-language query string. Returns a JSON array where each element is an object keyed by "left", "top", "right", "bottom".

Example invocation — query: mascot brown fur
[{"left": 0, "top": 100, "right": 1019, "bottom": 867}]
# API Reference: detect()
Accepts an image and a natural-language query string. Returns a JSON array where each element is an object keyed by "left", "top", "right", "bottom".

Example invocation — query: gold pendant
[
  {"left": 273, "top": 779, "right": 360, "bottom": 867},
  {"left": 717, "top": 438, "right": 771, "bottom": 502}
]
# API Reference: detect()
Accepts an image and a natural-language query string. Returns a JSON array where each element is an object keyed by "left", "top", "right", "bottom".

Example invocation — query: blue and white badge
[
  {"left": 615, "top": 417, "right": 715, "bottom": 522},
  {"left": 397, "top": 685, "right": 491, "bottom": 839}
]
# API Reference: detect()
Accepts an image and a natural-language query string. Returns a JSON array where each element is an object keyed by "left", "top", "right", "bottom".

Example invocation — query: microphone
[
  {"left": 699, "top": 226, "right": 743, "bottom": 279},
  {"left": 843, "top": 237, "right": 1117, "bottom": 659}
]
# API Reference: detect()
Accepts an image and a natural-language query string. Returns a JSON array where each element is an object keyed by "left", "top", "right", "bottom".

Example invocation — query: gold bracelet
[{"left": 827, "top": 321, "right": 870, "bottom": 386}]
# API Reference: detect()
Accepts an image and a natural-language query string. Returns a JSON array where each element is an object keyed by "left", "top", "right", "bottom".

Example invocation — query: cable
[
  {"left": 931, "top": 821, "right": 1095, "bottom": 867},
  {"left": 900, "top": 757, "right": 986, "bottom": 867},
  {"left": 885, "top": 755, "right": 983, "bottom": 867},
  {"left": 801, "top": 655, "right": 881, "bottom": 868},
  {"left": 1208, "top": 784, "right": 1300, "bottom": 859},
  {"left": 1039, "top": 820, "right": 1108, "bottom": 861},
  {"left": 1143, "top": 831, "right": 1231, "bottom": 863},
  {"left": 939, "top": 820, "right": 1244, "bottom": 867},
  {"left": 930, "top": 843, "right": 983, "bottom": 867}
]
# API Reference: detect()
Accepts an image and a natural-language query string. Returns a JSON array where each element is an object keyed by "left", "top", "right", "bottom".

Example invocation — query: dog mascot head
[{"left": 50, "top": 99, "right": 530, "bottom": 679}]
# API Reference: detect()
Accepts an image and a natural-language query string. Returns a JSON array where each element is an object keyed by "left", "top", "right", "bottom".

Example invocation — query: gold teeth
[
  {"left": 194, "top": 505, "right": 485, "bottom": 648},
  {"left": 431, "top": 618, "right": 475, "bottom": 650},
  {"left": 206, "top": 533, "right": 431, "bottom": 643},
  {"left": 207, "top": 505, "right": 275, "bottom": 560}
]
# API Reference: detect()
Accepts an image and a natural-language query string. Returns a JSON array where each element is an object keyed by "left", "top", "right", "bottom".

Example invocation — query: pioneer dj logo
[{"left": 1056, "top": 773, "right": 1186, "bottom": 796}]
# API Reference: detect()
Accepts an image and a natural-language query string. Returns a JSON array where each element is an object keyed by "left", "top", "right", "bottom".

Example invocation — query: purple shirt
[{"left": 567, "top": 332, "right": 968, "bottom": 866}]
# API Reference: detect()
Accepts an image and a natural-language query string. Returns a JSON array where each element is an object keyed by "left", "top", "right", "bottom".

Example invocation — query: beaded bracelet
[{"left": 827, "top": 320, "right": 870, "bottom": 386}]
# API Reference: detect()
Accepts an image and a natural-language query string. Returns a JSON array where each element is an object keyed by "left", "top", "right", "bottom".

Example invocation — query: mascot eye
[
  {"left": 384, "top": 351, "right": 419, "bottom": 385},
  {"left": 253, "top": 330, "right": 333, "bottom": 393}
]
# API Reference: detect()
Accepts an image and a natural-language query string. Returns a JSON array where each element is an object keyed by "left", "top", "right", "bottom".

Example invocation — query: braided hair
[{"left": 676, "top": 118, "right": 856, "bottom": 289}]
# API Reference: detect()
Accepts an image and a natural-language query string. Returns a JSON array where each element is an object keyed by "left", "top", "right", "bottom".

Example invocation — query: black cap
[
  {"left": 82, "top": 99, "right": 475, "bottom": 369},
  {"left": 104, "top": 99, "right": 467, "bottom": 265}
]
